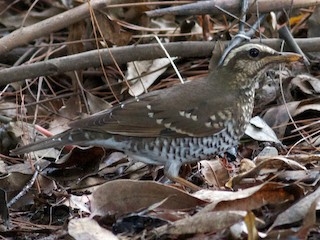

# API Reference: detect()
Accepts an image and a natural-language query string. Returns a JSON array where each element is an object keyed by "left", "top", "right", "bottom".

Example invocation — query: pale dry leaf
[
  {"left": 245, "top": 116, "right": 280, "bottom": 143},
  {"left": 68, "top": 218, "right": 118, "bottom": 240},
  {"left": 6, "top": 163, "right": 33, "bottom": 175},
  {"left": 276, "top": 169, "right": 319, "bottom": 182},
  {"left": 308, "top": 5, "right": 320, "bottom": 38},
  {"left": 290, "top": 74, "right": 320, "bottom": 95},
  {"left": 49, "top": 96, "right": 81, "bottom": 134},
  {"left": 126, "top": 58, "right": 175, "bottom": 96},
  {"left": 11, "top": 122, "right": 60, "bottom": 158},
  {"left": 256, "top": 146, "right": 278, "bottom": 157},
  {"left": 0, "top": 102, "right": 22, "bottom": 118},
  {"left": 85, "top": 91, "right": 112, "bottom": 114},
  {"left": 231, "top": 156, "right": 306, "bottom": 187},
  {"left": 294, "top": 98, "right": 320, "bottom": 115},
  {"left": 0, "top": 160, "right": 7, "bottom": 173},
  {"left": 9, "top": 121, "right": 26, "bottom": 138},
  {"left": 254, "top": 156, "right": 307, "bottom": 170},
  {"left": 239, "top": 158, "right": 256, "bottom": 173},
  {"left": 255, "top": 77, "right": 279, "bottom": 107},
  {"left": 64, "top": 195, "right": 91, "bottom": 214},
  {"left": 150, "top": 16, "right": 178, "bottom": 32},
  {"left": 230, "top": 221, "right": 248, "bottom": 239},
  {"left": 263, "top": 101, "right": 299, "bottom": 138}
]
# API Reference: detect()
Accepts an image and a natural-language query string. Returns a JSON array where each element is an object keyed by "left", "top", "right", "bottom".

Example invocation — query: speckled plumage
[{"left": 12, "top": 43, "right": 302, "bottom": 182}]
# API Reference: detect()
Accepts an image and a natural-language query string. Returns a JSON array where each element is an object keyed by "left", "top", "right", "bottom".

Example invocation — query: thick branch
[
  {"left": 0, "top": 38, "right": 319, "bottom": 86},
  {"left": 146, "top": 0, "right": 320, "bottom": 17},
  {"left": 0, "top": 0, "right": 110, "bottom": 55}
]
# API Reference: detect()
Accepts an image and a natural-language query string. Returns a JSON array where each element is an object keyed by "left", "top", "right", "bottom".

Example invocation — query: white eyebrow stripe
[{"left": 222, "top": 44, "right": 276, "bottom": 66}]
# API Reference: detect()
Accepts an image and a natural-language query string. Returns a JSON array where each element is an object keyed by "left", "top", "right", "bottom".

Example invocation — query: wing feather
[{"left": 70, "top": 76, "right": 238, "bottom": 137}]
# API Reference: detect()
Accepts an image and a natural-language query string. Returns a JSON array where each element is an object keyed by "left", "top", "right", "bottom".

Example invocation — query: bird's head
[{"left": 217, "top": 43, "right": 303, "bottom": 90}]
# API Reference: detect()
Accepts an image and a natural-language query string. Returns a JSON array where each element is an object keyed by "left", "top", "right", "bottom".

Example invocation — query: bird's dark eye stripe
[{"left": 249, "top": 48, "right": 260, "bottom": 58}]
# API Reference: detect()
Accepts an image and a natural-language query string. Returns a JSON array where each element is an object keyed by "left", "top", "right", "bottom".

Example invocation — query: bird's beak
[{"left": 268, "top": 52, "right": 303, "bottom": 63}]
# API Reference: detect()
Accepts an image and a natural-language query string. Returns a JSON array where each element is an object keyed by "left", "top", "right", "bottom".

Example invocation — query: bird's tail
[{"left": 11, "top": 128, "right": 111, "bottom": 155}]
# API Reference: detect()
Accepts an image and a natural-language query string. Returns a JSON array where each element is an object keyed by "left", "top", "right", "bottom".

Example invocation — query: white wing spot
[
  {"left": 205, "top": 122, "right": 212, "bottom": 128},
  {"left": 156, "top": 119, "right": 163, "bottom": 124},
  {"left": 218, "top": 111, "right": 226, "bottom": 120},
  {"left": 210, "top": 115, "right": 216, "bottom": 121},
  {"left": 148, "top": 112, "right": 154, "bottom": 118},
  {"left": 191, "top": 115, "right": 198, "bottom": 121},
  {"left": 225, "top": 110, "right": 231, "bottom": 118},
  {"left": 179, "top": 110, "right": 185, "bottom": 117},
  {"left": 169, "top": 125, "right": 195, "bottom": 136},
  {"left": 146, "top": 104, "right": 152, "bottom": 110}
]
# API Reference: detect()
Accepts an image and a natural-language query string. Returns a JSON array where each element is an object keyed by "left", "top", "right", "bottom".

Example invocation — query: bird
[{"left": 12, "top": 43, "right": 302, "bottom": 189}]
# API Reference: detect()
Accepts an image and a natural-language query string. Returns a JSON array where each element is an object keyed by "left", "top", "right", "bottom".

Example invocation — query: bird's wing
[{"left": 70, "top": 78, "right": 238, "bottom": 138}]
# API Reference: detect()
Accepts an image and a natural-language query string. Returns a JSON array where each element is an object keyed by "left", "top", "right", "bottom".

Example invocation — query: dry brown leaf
[
  {"left": 217, "top": 183, "right": 298, "bottom": 211},
  {"left": 276, "top": 169, "right": 320, "bottom": 183},
  {"left": 295, "top": 195, "right": 320, "bottom": 239},
  {"left": 230, "top": 156, "right": 307, "bottom": 188},
  {"left": 51, "top": 146, "right": 105, "bottom": 169},
  {"left": 91, "top": 179, "right": 206, "bottom": 217},
  {"left": 155, "top": 210, "right": 246, "bottom": 236},
  {"left": 270, "top": 185, "right": 320, "bottom": 230},
  {"left": 200, "top": 159, "right": 229, "bottom": 187},
  {"left": 96, "top": 12, "right": 132, "bottom": 46},
  {"left": 0, "top": 172, "right": 34, "bottom": 207},
  {"left": 263, "top": 98, "right": 320, "bottom": 140},
  {"left": 197, "top": 183, "right": 297, "bottom": 213}
]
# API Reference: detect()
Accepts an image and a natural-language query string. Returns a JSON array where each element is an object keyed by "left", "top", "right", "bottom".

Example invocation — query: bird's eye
[{"left": 248, "top": 48, "right": 260, "bottom": 58}]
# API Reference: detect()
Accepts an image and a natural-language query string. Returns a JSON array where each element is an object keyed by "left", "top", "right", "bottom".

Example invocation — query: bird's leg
[
  {"left": 164, "top": 162, "right": 201, "bottom": 191},
  {"left": 169, "top": 175, "right": 201, "bottom": 191}
]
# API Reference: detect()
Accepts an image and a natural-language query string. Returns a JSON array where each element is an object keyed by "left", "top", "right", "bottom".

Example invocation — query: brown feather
[{"left": 69, "top": 74, "right": 238, "bottom": 137}]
